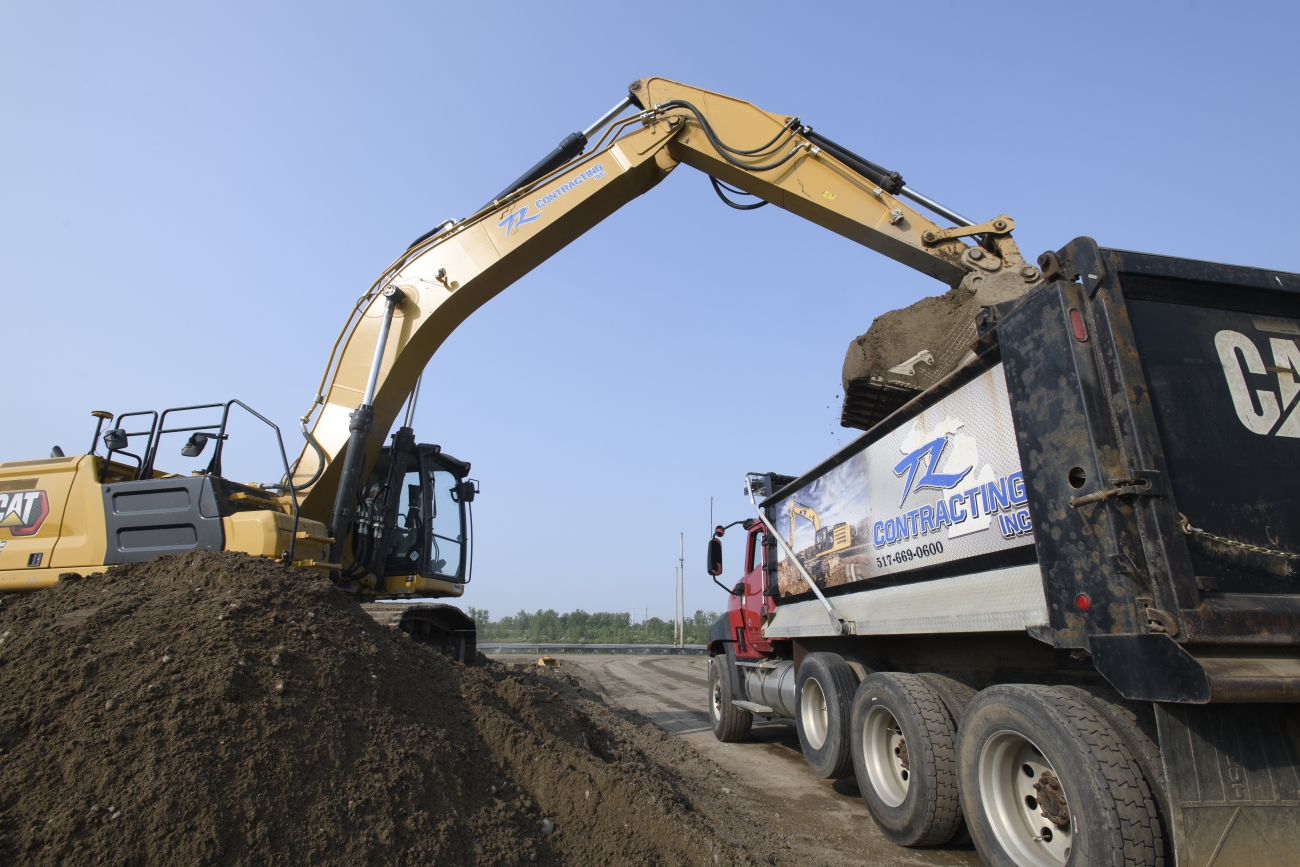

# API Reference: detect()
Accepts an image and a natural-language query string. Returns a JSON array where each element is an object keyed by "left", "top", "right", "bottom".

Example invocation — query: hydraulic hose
[
  {"left": 656, "top": 100, "right": 799, "bottom": 157},
  {"left": 655, "top": 100, "right": 806, "bottom": 174},
  {"left": 709, "top": 176, "right": 768, "bottom": 210},
  {"left": 280, "top": 418, "right": 327, "bottom": 492}
]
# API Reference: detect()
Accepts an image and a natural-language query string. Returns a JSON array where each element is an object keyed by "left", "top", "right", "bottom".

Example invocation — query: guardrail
[{"left": 481, "top": 643, "right": 708, "bottom": 656}]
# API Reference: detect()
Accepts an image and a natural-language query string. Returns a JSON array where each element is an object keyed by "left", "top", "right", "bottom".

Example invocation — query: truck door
[{"left": 738, "top": 526, "right": 772, "bottom": 656}]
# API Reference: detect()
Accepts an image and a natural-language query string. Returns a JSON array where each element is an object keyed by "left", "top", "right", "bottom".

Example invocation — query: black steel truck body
[{"left": 707, "top": 238, "right": 1299, "bottom": 865}]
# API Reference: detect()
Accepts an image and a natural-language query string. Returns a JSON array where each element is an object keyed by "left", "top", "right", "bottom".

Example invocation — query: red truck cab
[{"left": 725, "top": 522, "right": 775, "bottom": 660}]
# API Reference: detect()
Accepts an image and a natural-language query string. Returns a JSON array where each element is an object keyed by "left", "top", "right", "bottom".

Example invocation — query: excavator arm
[
  {"left": 292, "top": 77, "right": 1039, "bottom": 534},
  {"left": 789, "top": 503, "right": 823, "bottom": 548}
]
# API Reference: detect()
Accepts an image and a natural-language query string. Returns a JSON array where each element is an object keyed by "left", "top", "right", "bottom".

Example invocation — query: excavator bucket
[{"left": 840, "top": 285, "right": 981, "bottom": 431}]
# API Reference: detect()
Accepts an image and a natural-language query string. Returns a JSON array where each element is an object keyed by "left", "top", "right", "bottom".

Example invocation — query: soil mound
[{"left": 0, "top": 552, "right": 735, "bottom": 866}]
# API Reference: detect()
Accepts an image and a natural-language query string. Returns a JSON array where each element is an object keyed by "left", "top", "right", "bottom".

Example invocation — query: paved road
[{"left": 530, "top": 654, "right": 982, "bottom": 867}]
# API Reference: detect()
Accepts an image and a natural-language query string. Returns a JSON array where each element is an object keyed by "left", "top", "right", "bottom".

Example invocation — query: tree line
[{"left": 464, "top": 607, "right": 720, "bottom": 645}]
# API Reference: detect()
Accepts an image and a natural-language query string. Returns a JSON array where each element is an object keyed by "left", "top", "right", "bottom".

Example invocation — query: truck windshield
[{"left": 426, "top": 467, "right": 464, "bottom": 580}]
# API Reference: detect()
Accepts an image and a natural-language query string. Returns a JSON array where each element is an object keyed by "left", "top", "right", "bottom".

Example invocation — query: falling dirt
[{"left": 0, "top": 551, "right": 862, "bottom": 867}]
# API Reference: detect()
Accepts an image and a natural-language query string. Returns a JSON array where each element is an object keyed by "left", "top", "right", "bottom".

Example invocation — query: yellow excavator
[
  {"left": 0, "top": 77, "right": 1039, "bottom": 659},
  {"left": 788, "top": 502, "right": 852, "bottom": 559}
]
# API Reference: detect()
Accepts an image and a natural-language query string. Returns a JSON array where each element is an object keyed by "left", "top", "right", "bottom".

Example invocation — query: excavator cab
[{"left": 344, "top": 431, "right": 477, "bottom": 598}]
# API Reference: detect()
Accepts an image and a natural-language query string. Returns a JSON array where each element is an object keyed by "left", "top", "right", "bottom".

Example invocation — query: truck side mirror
[{"left": 707, "top": 538, "right": 723, "bottom": 576}]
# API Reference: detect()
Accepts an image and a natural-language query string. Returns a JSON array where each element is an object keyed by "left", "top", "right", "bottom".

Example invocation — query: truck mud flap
[
  {"left": 723, "top": 641, "right": 747, "bottom": 703},
  {"left": 1155, "top": 703, "right": 1300, "bottom": 865}
]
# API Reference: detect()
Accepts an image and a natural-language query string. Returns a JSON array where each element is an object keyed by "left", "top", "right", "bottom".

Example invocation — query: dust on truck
[{"left": 706, "top": 239, "right": 1300, "bottom": 867}]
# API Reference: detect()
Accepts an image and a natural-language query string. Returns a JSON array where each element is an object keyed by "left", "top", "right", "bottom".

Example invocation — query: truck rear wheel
[
  {"left": 709, "top": 654, "right": 752, "bottom": 742},
  {"left": 850, "top": 672, "right": 962, "bottom": 846},
  {"left": 795, "top": 653, "right": 856, "bottom": 779},
  {"left": 957, "top": 685, "right": 1163, "bottom": 867},
  {"left": 1051, "top": 684, "right": 1169, "bottom": 837}
]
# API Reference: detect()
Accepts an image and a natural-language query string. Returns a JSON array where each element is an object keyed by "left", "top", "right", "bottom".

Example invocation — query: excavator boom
[
  {"left": 789, "top": 502, "right": 822, "bottom": 548},
  {"left": 292, "top": 77, "right": 1030, "bottom": 525}
]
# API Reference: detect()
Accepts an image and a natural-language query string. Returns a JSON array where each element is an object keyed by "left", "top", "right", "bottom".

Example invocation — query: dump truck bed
[{"left": 762, "top": 238, "right": 1299, "bottom": 685}]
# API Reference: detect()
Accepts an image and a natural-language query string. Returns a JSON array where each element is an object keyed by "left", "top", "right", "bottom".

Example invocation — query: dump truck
[{"left": 706, "top": 242, "right": 1300, "bottom": 866}]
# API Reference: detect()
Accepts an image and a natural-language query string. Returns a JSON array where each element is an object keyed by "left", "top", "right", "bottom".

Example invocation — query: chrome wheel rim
[
  {"left": 978, "top": 730, "right": 1073, "bottom": 867},
  {"left": 801, "top": 677, "right": 829, "bottom": 749},
  {"left": 863, "top": 705, "right": 909, "bottom": 807},
  {"left": 710, "top": 664, "right": 722, "bottom": 721}
]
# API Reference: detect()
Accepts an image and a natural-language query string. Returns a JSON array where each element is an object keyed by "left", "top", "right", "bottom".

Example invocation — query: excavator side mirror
[
  {"left": 180, "top": 433, "right": 210, "bottom": 458},
  {"left": 102, "top": 429, "right": 128, "bottom": 452},
  {"left": 707, "top": 538, "right": 723, "bottom": 576}
]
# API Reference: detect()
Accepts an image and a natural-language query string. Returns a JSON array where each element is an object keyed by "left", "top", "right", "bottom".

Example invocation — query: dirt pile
[{"left": 0, "top": 551, "right": 752, "bottom": 867}]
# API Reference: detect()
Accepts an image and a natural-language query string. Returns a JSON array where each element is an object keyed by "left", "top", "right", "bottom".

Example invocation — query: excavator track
[{"left": 361, "top": 602, "right": 477, "bottom": 663}]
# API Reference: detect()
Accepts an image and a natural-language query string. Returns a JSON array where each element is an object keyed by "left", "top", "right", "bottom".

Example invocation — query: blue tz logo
[
  {"left": 894, "top": 435, "right": 972, "bottom": 507},
  {"left": 497, "top": 205, "right": 541, "bottom": 237}
]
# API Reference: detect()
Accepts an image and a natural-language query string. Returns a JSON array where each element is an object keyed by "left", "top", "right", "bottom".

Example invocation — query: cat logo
[
  {"left": 1216, "top": 331, "right": 1300, "bottom": 438},
  {"left": 0, "top": 490, "right": 50, "bottom": 537}
]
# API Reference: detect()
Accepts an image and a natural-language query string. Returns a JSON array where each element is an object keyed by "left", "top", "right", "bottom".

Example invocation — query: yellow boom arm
[
  {"left": 292, "top": 77, "right": 1029, "bottom": 521},
  {"left": 789, "top": 503, "right": 822, "bottom": 548}
]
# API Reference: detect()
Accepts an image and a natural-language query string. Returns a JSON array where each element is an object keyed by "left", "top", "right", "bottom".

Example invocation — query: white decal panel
[{"left": 771, "top": 363, "right": 1032, "bottom": 598}]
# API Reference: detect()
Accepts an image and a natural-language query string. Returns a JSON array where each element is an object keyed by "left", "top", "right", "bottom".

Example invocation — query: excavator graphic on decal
[{"left": 789, "top": 502, "right": 852, "bottom": 561}]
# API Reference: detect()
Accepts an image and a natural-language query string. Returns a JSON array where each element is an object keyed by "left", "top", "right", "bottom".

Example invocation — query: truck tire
[
  {"left": 795, "top": 653, "right": 856, "bottom": 779},
  {"left": 957, "top": 684, "right": 1163, "bottom": 867},
  {"left": 709, "top": 654, "right": 752, "bottom": 742},
  {"left": 1052, "top": 684, "right": 1169, "bottom": 838},
  {"left": 850, "top": 672, "right": 962, "bottom": 846},
  {"left": 917, "top": 672, "right": 979, "bottom": 726},
  {"left": 917, "top": 672, "right": 979, "bottom": 845}
]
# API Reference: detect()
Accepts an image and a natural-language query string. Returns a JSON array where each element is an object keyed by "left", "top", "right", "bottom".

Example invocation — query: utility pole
[
  {"left": 676, "top": 566, "right": 686, "bottom": 647},
  {"left": 678, "top": 532, "right": 685, "bottom": 647}
]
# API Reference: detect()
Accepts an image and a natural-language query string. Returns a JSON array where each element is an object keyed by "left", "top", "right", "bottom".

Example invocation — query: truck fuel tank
[{"left": 739, "top": 659, "right": 796, "bottom": 718}]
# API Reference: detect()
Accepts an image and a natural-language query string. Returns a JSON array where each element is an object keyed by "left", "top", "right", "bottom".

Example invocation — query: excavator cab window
[
  {"left": 814, "top": 526, "right": 833, "bottom": 555},
  {"left": 385, "top": 468, "right": 425, "bottom": 566},
  {"left": 425, "top": 465, "right": 464, "bottom": 578},
  {"left": 376, "top": 444, "right": 473, "bottom": 584}
]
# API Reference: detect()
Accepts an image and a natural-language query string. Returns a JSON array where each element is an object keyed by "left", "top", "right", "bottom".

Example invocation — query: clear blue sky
[{"left": 3, "top": 1, "right": 1297, "bottom": 623}]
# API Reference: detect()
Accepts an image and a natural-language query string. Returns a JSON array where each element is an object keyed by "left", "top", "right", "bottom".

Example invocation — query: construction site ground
[
  {"left": 0, "top": 550, "right": 983, "bottom": 866},
  {"left": 498, "top": 653, "right": 980, "bottom": 867}
]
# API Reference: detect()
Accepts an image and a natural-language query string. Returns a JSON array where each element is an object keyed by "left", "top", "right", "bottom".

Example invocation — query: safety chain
[{"left": 1178, "top": 513, "right": 1300, "bottom": 560}]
